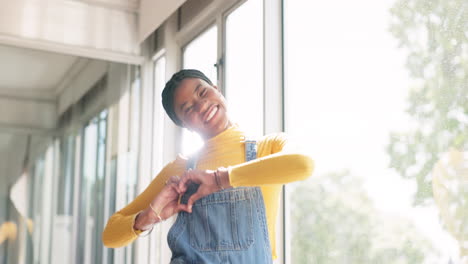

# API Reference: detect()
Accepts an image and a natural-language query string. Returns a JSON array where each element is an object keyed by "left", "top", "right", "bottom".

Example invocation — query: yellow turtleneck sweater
[{"left": 102, "top": 125, "right": 314, "bottom": 259}]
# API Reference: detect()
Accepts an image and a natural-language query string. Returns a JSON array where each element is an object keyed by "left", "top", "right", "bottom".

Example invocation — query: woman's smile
[
  {"left": 173, "top": 78, "right": 232, "bottom": 139},
  {"left": 204, "top": 105, "right": 219, "bottom": 123}
]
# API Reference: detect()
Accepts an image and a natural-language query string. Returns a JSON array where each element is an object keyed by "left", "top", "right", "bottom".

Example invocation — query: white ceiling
[
  {"left": 0, "top": 44, "right": 78, "bottom": 92},
  {"left": 0, "top": 45, "right": 80, "bottom": 154}
]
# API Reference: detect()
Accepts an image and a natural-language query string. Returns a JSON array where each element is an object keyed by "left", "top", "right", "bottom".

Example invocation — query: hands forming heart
[
  {"left": 134, "top": 167, "right": 232, "bottom": 231},
  {"left": 153, "top": 167, "right": 231, "bottom": 218}
]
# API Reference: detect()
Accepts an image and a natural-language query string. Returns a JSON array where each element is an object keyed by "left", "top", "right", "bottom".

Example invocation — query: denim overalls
[{"left": 168, "top": 140, "right": 273, "bottom": 264}]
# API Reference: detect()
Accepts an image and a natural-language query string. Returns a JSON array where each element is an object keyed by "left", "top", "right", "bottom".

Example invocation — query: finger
[
  {"left": 169, "top": 182, "right": 185, "bottom": 196},
  {"left": 168, "top": 175, "right": 182, "bottom": 192},
  {"left": 167, "top": 175, "right": 180, "bottom": 185},
  {"left": 176, "top": 203, "right": 191, "bottom": 213},
  {"left": 187, "top": 191, "right": 204, "bottom": 211},
  {"left": 178, "top": 172, "right": 192, "bottom": 192},
  {"left": 179, "top": 170, "right": 188, "bottom": 183},
  {"left": 170, "top": 175, "right": 180, "bottom": 182}
]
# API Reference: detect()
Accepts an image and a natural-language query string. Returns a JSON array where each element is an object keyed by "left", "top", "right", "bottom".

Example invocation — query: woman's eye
[
  {"left": 200, "top": 88, "right": 207, "bottom": 97},
  {"left": 185, "top": 106, "right": 193, "bottom": 113}
]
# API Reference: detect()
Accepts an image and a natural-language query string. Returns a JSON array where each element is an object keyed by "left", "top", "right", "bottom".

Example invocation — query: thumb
[{"left": 178, "top": 172, "right": 193, "bottom": 192}]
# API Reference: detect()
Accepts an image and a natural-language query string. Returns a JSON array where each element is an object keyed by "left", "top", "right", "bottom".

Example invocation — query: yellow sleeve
[
  {"left": 228, "top": 133, "right": 314, "bottom": 187},
  {"left": 102, "top": 157, "right": 186, "bottom": 248}
]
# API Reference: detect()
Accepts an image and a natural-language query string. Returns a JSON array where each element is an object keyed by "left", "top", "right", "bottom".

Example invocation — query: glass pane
[
  {"left": 24, "top": 162, "right": 36, "bottom": 264},
  {"left": 106, "top": 157, "right": 117, "bottom": 264},
  {"left": 51, "top": 134, "right": 75, "bottom": 264},
  {"left": 153, "top": 56, "right": 166, "bottom": 173},
  {"left": 95, "top": 110, "right": 108, "bottom": 263},
  {"left": 127, "top": 69, "right": 140, "bottom": 204},
  {"left": 57, "top": 135, "right": 75, "bottom": 215},
  {"left": 284, "top": 0, "right": 466, "bottom": 263},
  {"left": 181, "top": 25, "right": 218, "bottom": 155},
  {"left": 77, "top": 118, "right": 98, "bottom": 264},
  {"left": 30, "top": 157, "right": 44, "bottom": 264},
  {"left": 34, "top": 157, "right": 45, "bottom": 264},
  {"left": 225, "top": 0, "right": 264, "bottom": 137},
  {"left": 183, "top": 26, "right": 218, "bottom": 85},
  {"left": 152, "top": 56, "right": 166, "bottom": 263},
  {"left": 77, "top": 110, "right": 108, "bottom": 264}
]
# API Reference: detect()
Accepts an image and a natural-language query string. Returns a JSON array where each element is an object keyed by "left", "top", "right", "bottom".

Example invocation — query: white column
[{"left": 264, "top": 0, "right": 286, "bottom": 264}]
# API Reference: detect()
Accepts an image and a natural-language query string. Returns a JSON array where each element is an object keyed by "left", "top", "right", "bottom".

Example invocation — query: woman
[{"left": 102, "top": 69, "right": 314, "bottom": 263}]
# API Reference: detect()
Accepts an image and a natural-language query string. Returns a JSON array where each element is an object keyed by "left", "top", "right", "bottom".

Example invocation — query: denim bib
[{"left": 168, "top": 140, "right": 272, "bottom": 264}]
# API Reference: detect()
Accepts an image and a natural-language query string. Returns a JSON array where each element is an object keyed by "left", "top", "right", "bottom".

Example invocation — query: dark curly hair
[{"left": 162, "top": 69, "right": 214, "bottom": 127}]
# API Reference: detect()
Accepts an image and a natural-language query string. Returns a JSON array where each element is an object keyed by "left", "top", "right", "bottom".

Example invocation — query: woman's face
[{"left": 173, "top": 78, "right": 231, "bottom": 139}]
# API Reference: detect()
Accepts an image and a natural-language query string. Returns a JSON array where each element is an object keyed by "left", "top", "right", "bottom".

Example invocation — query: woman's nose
[{"left": 194, "top": 100, "right": 208, "bottom": 114}]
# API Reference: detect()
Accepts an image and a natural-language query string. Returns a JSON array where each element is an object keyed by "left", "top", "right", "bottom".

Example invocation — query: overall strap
[
  {"left": 186, "top": 152, "right": 198, "bottom": 170},
  {"left": 244, "top": 138, "right": 257, "bottom": 162}
]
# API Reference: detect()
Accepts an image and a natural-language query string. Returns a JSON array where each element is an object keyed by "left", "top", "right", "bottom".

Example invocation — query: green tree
[
  {"left": 291, "top": 171, "right": 437, "bottom": 264},
  {"left": 386, "top": 0, "right": 468, "bottom": 205},
  {"left": 432, "top": 149, "right": 468, "bottom": 260}
]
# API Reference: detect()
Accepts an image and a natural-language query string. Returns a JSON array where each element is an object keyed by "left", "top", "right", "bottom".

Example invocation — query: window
[
  {"left": 151, "top": 56, "right": 167, "bottom": 263},
  {"left": 152, "top": 57, "right": 166, "bottom": 177},
  {"left": 29, "top": 156, "right": 44, "bottom": 264},
  {"left": 57, "top": 135, "right": 75, "bottom": 215},
  {"left": 181, "top": 25, "right": 218, "bottom": 155},
  {"left": 225, "top": 0, "right": 264, "bottom": 137},
  {"left": 50, "top": 134, "right": 75, "bottom": 263},
  {"left": 128, "top": 67, "right": 141, "bottom": 206},
  {"left": 183, "top": 26, "right": 218, "bottom": 84},
  {"left": 112, "top": 68, "right": 142, "bottom": 264},
  {"left": 76, "top": 110, "right": 108, "bottom": 264},
  {"left": 284, "top": 0, "right": 466, "bottom": 263}
]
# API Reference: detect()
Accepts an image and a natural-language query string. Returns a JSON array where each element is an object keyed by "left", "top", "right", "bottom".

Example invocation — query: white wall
[
  {"left": 0, "top": 99, "right": 56, "bottom": 131},
  {"left": 139, "top": 0, "right": 186, "bottom": 42}
]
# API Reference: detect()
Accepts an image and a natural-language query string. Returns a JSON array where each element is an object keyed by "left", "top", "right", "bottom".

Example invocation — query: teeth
[{"left": 206, "top": 106, "right": 218, "bottom": 122}]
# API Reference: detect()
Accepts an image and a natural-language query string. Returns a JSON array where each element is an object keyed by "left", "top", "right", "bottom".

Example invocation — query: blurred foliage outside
[
  {"left": 386, "top": 0, "right": 467, "bottom": 204},
  {"left": 386, "top": 0, "right": 467, "bottom": 259},
  {"left": 291, "top": 171, "right": 439, "bottom": 264},
  {"left": 432, "top": 149, "right": 468, "bottom": 260}
]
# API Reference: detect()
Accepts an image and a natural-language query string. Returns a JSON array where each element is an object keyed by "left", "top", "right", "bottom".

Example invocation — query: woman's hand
[
  {"left": 177, "top": 167, "right": 231, "bottom": 212},
  {"left": 153, "top": 176, "right": 190, "bottom": 219},
  {"left": 134, "top": 176, "right": 188, "bottom": 231}
]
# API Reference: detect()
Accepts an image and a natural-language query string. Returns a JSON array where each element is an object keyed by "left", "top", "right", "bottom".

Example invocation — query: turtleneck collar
[{"left": 202, "top": 123, "right": 245, "bottom": 152}]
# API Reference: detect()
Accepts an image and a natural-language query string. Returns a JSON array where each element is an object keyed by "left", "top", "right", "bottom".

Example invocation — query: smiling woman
[
  {"left": 102, "top": 69, "right": 315, "bottom": 264},
  {"left": 172, "top": 77, "right": 231, "bottom": 139}
]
